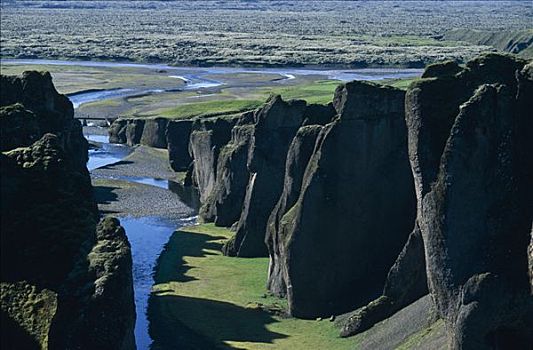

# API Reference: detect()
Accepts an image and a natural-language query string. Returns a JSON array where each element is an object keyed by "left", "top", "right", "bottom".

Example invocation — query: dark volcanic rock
[
  {"left": 125, "top": 118, "right": 145, "bottom": 147},
  {"left": 140, "top": 117, "right": 169, "bottom": 148},
  {"left": 0, "top": 104, "right": 40, "bottom": 151},
  {"left": 0, "top": 135, "right": 136, "bottom": 350},
  {"left": 421, "top": 60, "right": 462, "bottom": 78},
  {"left": 109, "top": 119, "right": 128, "bottom": 144},
  {"left": 340, "top": 224, "right": 428, "bottom": 337},
  {"left": 199, "top": 112, "right": 255, "bottom": 226},
  {"left": 406, "top": 54, "right": 533, "bottom": 349},
  {"left": 1, "top": 72, "right": 136, "bottom": 349},
  {"left": 276, "top": 82, "right": 416, "bottom": 318},
  {"left": 189, "top": 116, "right": 238, "bottom": 203},
  {"left": 223, "top": 96, "right": 307, "bottom": 258},
  {"left": 0, "top": 71, "right": 88, "bottom": 171},
  {"left": 266, "top": 124, "right": 326, "bottom": 297},
  {"left": 166, "top": 119, "right": 193, "bottom": 172}
]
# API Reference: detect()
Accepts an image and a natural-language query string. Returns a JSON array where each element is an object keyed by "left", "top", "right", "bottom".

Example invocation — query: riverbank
[{"left": 92, "top": 145, "right": 193, "bottom": 219}]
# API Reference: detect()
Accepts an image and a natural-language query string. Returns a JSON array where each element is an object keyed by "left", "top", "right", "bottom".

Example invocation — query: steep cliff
[
  {"left": 199, "top": 111, "right": 255, "bottom": 226},
  {"left": 188, "top": 116, "right": 238, "bottom": 204},
  {"left": 265, "top": 104, "right": 335, "bottom": 297},
  {"left": 0, "top": 72, "right": 136, "bottom": 350},
  {"left": 274, "top": 82, "right": 416, "bottom": 318},
  {"left": 222, "top": 96, "right": 307, "bottom": 258},
  {"left": 405, "top": 54, "right": 532, "bottom": 349},
  {"left": 166, "top": 119, "right": 193, "bottom": 172}
]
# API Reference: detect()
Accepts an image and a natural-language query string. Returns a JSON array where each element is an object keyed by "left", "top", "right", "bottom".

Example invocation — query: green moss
[
  {"left": 158, "top": 100, "right": 263, "bottom": 119},
  {"left": 149, "top": 223, "right": 356, "bottom": 349}
]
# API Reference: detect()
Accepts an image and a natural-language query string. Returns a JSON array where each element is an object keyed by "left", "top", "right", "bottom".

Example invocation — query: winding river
[
  {"left": 8, "top": 58, "right": 424, "bottom": 349},
  {"left": 2, "top": 59, "right": 422, "bottom": 110}
]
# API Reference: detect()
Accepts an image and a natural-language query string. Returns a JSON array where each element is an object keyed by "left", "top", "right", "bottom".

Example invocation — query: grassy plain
[
  {"left": 149, "top": 224, "right": 356, "bottom": 350},
  {"left": 2, "top": 1, "right": 531, "bottom": 67}
]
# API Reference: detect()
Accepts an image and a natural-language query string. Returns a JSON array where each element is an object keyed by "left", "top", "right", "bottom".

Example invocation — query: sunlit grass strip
[{"left": 149, "top": 223, "right": 356, "bottom": 349}]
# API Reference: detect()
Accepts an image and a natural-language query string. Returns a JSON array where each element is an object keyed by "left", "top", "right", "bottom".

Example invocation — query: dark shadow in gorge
[
  {"left": 93, "top": 185, "right": 119, "bottom": 205},
  {"left": 147, "top": 229, "right": 288, "bottom": 349},
  {"left": 148, "top": 294, "right": 288, "bottom": 350},
  {"left": 153, "top": 230, "right": 225, "bottom": 284}
]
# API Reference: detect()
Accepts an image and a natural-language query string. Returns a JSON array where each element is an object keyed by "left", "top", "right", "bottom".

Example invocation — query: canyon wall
[
  {"left": 0, "top": 72, "right": 136, "bottom": 350},
  {"left": 107, "top": 53, "right": 532, "bottom": 348}
]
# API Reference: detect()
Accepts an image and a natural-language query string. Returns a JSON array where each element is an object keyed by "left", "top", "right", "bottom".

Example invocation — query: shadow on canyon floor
[{"left": 147, "top": 228, "right": 288, "bottom": 349}]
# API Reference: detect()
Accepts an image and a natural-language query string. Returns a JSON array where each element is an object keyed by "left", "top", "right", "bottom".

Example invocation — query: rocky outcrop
[
  {"left": 166, "top": 119, "right": 193, "bottom": 172},
  {"left": 406, "top": 54, "right": 533, "bottom": 349},
  {"left": 189, "top": 116, "right": 238, "bottom": 203},
  {"left": 1, "top": 72, "right": 135, "bottom": 349},
  {"left": 223, "top": 96, "right": 307, "bottom": 257},
  {"left": 199, "top": 112, "right": 254, "bottom": 226},
  {"left": 273, "top": 82, "right": 416, "bottom": 318},
  {"left": 0, "top": 71, "right": 88, "bottom": 171}
]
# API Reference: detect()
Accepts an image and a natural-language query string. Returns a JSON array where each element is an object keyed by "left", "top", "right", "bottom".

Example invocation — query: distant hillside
[{"left": 445, "top": 29, "right": 533, "bottom": 58}]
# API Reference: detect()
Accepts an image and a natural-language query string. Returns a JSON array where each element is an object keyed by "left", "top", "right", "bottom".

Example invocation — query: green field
[{"left": 149, "top": 224, "right": 356, "bottom": 350}]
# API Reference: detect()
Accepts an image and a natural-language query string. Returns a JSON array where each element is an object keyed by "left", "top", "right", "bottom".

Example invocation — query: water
[
  {"left": 85, "top": 133, "right": 197, "bottom": 349},
  {"left": 87, "top": 143, "right": 131, "bottom": 170},
  {"left": 120, "top": 215, "right": 197, "bottom": 350}
]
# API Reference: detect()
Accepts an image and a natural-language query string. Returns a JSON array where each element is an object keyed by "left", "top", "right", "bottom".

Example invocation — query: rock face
[
  {"left": 340, "top": 224, "right": 428, "bottom": 337},
  {"left": 125, "top": 119, "right": 145, "bottom": 147},
  {"left": 223, "top": 96, "right": 307, "bottom": 257},
  {"left": 0, "top": 71, "right": 88, "bottom": 171},
  {"left": 140, "top": 117, "right": 168, "bottom": 148},
  {"left": 199, "top": 112, "right": 254, "bottom": 226},
  {"left": 1, "top": 72, "right": 135, "bottom": 350},
  {"left": 188, "top": 116, "right": 237, "bottom": 203},
  {"left": 266, "top": 110, "right": 334, "bottom": 296},
  {"left": 406, "top": 54, "right": 533, "bottom": 349},
  {"left": 274, "top": 82, "right": 416, "bottom": 318},
  {"left": 166, "top": 119, "right": 193, "bottom": 172}
]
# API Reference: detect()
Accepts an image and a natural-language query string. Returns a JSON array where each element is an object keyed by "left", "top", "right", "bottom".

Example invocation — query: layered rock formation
[
  {"left": 265, "top": 105, "right": 335, "bottom": 296},
  {"left": 1, "top": 72, "right": 135, "bottom": 350}
]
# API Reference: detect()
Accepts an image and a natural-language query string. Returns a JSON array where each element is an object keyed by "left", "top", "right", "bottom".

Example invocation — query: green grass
[
  {"left": 149, "top": 223, "right": 356, "bottom": 349},
  {"left": 381, "top": 77, "right": 419, "bottom": 90},
  {"left": 157, "top": 99, "right": 263, "bottom": 119},
  {"left": 267, "top": 80, "right": 340, "bottom": 104}
]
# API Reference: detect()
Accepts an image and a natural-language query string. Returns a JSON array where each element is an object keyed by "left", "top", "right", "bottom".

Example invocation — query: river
[
  {"left": 59, "top": 58, "right": 424, "bottom": 349},
  {"left": 1, "top": 59, "right": 422, "bottom": 110}
]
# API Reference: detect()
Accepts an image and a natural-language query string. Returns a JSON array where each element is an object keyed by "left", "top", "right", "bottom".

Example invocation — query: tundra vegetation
[{"left": 1, "top": 1, "right": 532, "bottom": 68}]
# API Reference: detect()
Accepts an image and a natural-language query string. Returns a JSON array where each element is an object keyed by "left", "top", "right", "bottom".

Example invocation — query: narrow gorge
[{"left": 2, "top": 53, "right": 532, "bottom": 349}]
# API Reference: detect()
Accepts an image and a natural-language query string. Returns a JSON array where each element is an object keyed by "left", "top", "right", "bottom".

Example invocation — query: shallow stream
[{"left": 84, "top": 131, "right": 196, "bottom": 349}]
